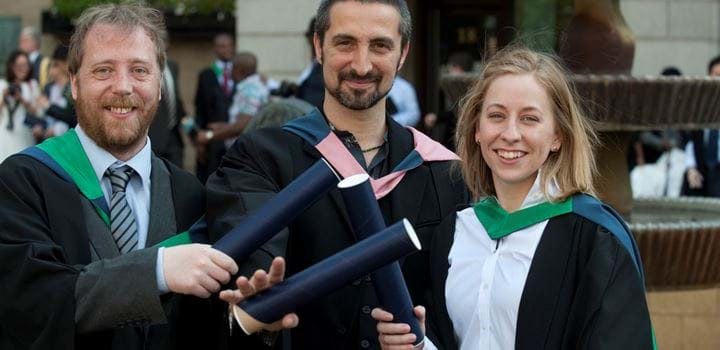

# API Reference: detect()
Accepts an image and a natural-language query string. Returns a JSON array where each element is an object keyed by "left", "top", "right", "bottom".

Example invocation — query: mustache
[
  {"left": 102, "top": 95, "right": 142, "bottom": 109},
  {"left": 338, "top": 70, "right": 381, "bottom": 83}
]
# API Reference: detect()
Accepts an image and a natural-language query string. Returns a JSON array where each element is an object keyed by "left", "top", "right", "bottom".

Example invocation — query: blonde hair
[{"left": 455, "top": 46, "right": 598, "bottom": 202}]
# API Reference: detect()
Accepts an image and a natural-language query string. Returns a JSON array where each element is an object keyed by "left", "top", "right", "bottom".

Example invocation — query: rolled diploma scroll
[
  {"left": 337, "top": 174, "right": 424, "bottom": 345},
  {"left": 213, "top": 159, "right": 338, "bottom": 262},
  {"left": 232, "top": 219, "right": 421, "bottom": 334}
]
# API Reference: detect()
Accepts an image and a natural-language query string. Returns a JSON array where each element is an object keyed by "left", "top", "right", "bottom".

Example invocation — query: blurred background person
[
  {"left": 420, "top": 51, "right": 474, "bottom": 149},
  {"left": 296, "top": 17, "right": 324, "bottom": 110},
  {"left": 35, "top": 45, "right": 75, "bottom": 141},
  {"left": 193, "top": 33, "right": 235, "bottom": 183},
  {"left": 630, "top": 67, "right": 684, "bottom": 169},
  {"left": 627, "top": 66, "right": 686, "bottom": 198},
  {"left": 387, "top": 75, "right": 420, "bottom": 127},
  {"left": 148, "top": 32, "right": 186, "bottom": 168},
  {"left": 18, "top": 26, "right": 51, "bottom": 90},
  {"left": 0, "top": 50, "right": 41, "bottom": 161},
  {"left": 197, "top": 51, "right": 269, "bottom": 149},
  {"left": 682, "top": 55, "right": 720, "bottom": 197}
]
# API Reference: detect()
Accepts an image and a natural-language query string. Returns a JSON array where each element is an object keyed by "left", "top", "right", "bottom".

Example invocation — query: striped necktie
[{"left": 106, "top": 166, "right": 139, "bottom": 254}]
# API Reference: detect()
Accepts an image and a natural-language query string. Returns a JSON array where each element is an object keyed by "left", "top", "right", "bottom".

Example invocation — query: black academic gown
[
  {"left": 206, "top": 116, "right": 469, "bottom": 350},
  {"left": 194, "top": 67, "right": 232, "bottom": 183},
  {"left": 427, "top": 212, "right": 653, "bottom": 350},
  {"left": 0, "top": 153, "right": 207, "bottom": 350}
]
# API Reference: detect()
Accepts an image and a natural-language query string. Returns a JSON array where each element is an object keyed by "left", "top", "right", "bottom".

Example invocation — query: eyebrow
[
  {"left": 485, "top": 103, "right": 544, "bottom": 114},
  {"left": 331, "top": 34, "right": 357, "bottom": 43},
  {"left": 331, "top": 34, "right": 395, "bottom": 48},
  {"left": 90, "top": 58, "right": 153, "bottom": 67},
  {"left": 370, "top": 37, "right": 394, "bottom": 48}
]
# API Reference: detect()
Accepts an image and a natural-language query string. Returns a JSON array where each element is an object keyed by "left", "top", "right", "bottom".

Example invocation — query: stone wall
[
  {"left": 621, "top": 0, "right": 720, "bottom": 76},
  {"left": 236, "top": 0, "right": 322, "bottom": 83},
  {"left": 648, "top": 288, "right": 720, "bottom": 349}
]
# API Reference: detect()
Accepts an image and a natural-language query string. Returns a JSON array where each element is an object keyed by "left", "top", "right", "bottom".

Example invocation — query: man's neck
[{"left": 323, "top": 95, "right": 387, "bottom": 149}]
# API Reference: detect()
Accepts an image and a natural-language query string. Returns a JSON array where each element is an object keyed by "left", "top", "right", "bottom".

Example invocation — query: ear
[
  {"left": 397, "top": 42, "right": 410, "bottom": 71},
  {"left": 313, "top": 33, "right": 323, "bottom": 65},
  {"left": 473, "top": 120, "right": 482, "bottom": 145},
  {"left": 70, "top": 75, "right": 78, "bottom": 100},
  {"left": 551, "top": 135, "right": 562, "bottom": 152}
]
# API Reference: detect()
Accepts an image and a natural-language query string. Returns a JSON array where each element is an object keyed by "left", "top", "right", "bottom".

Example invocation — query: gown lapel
[
  {"left": 146, "top": 156, "right": 178, "bottom": 247},
  {"left": 387, "top": 121, "right": 428, "bottom": 225},
  {"left": 516, "top": 215, "right": 575, "bottom": 350}
]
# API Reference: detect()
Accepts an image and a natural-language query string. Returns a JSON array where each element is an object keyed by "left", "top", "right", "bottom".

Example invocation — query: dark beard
[{"left": 328, "top": 69, "right": 390, "bottom": 111}]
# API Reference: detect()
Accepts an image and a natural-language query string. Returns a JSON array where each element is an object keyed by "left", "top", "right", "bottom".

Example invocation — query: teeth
[
  {"left": 497, "top": 150, "right": 524, "bottom": 159},
  {"left": 110, "top": 107, "right": 132, "bottom": 114}
]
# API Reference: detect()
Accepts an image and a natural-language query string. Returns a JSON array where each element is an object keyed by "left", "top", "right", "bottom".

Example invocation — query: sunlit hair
[
  {"left": 68, "top": 2, "right": 166, "bottom": 75},
  {"left": 454, "top": 46, "right": 598, "bottom": 202}
]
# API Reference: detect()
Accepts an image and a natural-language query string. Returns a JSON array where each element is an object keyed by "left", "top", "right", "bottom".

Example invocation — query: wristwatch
[{"left": 204, "top": 130, "right": 214, "bottom": 140}]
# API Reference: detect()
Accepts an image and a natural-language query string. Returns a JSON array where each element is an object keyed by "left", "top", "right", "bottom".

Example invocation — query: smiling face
[
  {"left": 12, "top": 54, "right": 31, "bottom": 82},
  {"left": 475, "top": 73, "right": 561, "bottom": 194},
  {"left": 71, "top": 23, "right": 160, "bottom": 155},
  {"left": 314, "top": 1, "right": 408, "bottom": 111}
]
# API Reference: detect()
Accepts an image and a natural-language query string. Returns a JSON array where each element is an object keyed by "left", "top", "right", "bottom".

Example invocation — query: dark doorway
[{"left": 412, "top": 0, "right": 515, "bottom": 115}]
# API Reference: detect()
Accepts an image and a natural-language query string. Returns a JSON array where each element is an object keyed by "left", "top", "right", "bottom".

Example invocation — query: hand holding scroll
[{"left": 219, "top": 257, "right": 299, "bottom": 332}]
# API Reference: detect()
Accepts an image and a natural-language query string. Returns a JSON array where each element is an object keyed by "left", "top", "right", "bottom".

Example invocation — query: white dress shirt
[
  {"left": 75, "top": 126, "right": 169, "bottom": 292},
  {"left": 423, "top": 176, "right": 555, "bottom": 350}
]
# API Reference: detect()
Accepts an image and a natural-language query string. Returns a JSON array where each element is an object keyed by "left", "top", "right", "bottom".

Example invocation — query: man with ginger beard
[
  {"left": 206, "top": 0, "right": 468, "bottom": 348},
  {"left": 0, "top": 4, "right": 298, "bottom": 349}
]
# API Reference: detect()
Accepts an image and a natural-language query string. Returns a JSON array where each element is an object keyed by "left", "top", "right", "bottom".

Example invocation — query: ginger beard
[{"left": 75, "top": 79, "right": 157, "bottom": 154}]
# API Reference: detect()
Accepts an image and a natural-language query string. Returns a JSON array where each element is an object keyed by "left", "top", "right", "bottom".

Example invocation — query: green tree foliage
[{"left": 53, "top": 0, "right": 234, "bottom": 19}]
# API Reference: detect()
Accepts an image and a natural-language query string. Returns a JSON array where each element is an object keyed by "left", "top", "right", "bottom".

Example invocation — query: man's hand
[
  {"left": 37, "top": 95, "right": 50, "bottom": 109},
  {"left": 372, "top": 306, "right": 426, "bottom": 350},
  {"left": 219, "top": 257, "right": 299, "bottom": 332},
  {"left": 687, "top": 167, "right": 704, "bottom": 189},
  {"left": 207, "top": 121, "right": 228, "bottom": 133},
  {"left": 162, "top": 244, "right": 238, "bottom": 298}
]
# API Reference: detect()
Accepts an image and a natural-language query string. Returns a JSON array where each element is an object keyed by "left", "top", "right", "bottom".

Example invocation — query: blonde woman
[{"left": 373, "top": 47, "right": 654, "bottom": 349}]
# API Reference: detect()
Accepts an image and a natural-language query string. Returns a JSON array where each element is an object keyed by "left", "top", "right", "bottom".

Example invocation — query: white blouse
[{"left": 423, "top": 176, "right": 556, "bottom": 350}]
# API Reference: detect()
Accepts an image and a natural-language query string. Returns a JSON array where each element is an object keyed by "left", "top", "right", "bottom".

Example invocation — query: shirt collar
[
  {"left": 214, "top": 59, "right": 231, "bottom": 70},
  {"left": 75, "top": 125, "right": 153, "bottom": 186},
  {"left": 29, "top": 51, "right": 40, "bottom": 63},
  {"left": 517, "top": 171, "right": 560, "bottom": 210}
]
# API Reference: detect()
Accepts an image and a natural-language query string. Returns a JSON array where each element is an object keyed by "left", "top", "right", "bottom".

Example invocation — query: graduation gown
[
  {"left": 0, "top": 149, "right": 206, "bottom": 350},
  {"left": 206, "top": 114, "right": 469, "bottom": 349},
  {"left": 427, "top": 208, "right": 654, "bottom": 350}
]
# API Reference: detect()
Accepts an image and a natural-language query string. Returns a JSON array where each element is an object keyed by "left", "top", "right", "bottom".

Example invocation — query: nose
[
  {"left": 111, "top": 70, "right": 132, "bottom": 96},
  {"left": 500, "top": 118, "right": 521, "bottom": 143},
  {"left": 350, "top": 46, "right": 372, "bottom": 77}
]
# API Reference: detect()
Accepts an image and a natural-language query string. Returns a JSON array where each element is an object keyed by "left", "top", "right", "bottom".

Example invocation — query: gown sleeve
[
  {"left": 0, "top": 157, "right": 82, "bottom": 349},
  {"left": 577, "top": 225, "right": 654, "bottom": 350}
]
